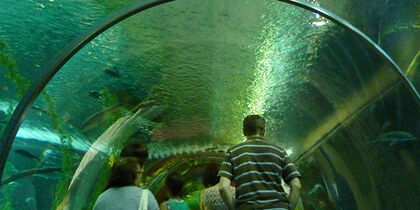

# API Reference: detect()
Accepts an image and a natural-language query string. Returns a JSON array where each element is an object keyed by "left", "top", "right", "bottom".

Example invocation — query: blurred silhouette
[{"left": 160, "top": 172, "right": 190, "bottom": 210}]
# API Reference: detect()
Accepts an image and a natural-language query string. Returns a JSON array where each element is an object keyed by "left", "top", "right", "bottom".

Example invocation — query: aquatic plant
[
  {"left": 0, "top": 39, "right": 30, "bottom": 98},
  {"left": 43, "top": 92, "right": 75, "bottom": 210},
  {"left": 0, "top": 45, "right": 75, "bottom": 208},
  {"left": 0, "top": 184, "right": 14, "bottom": 210},
  {"left": 0, "top": 38, "right": 30, "bottom": 135}
]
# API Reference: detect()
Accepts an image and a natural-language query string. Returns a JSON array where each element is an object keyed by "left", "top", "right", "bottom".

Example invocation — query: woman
[
  {"left": 200, "top": 164, "right": 235, "bottom": 210},
  {"left": 93, "top": 157, "right": 159, "bottom": 210},
  {"left": 160, "top": 172, "right": 190, "bottom": 210}
]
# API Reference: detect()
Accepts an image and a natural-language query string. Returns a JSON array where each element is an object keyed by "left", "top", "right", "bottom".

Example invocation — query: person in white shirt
[{"left": 93, "top": 157, "right": 159, "bottom": 210}]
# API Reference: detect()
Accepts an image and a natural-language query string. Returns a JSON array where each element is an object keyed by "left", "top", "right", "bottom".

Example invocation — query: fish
[
  {"left": 0, "top": 164, "right": 79, "bottom": 186},
  {"left": 80, "top": 92, "right": 143, "bottom": 132},
  {"left": 59, "top": 104, "right": 165, "bottom": 210},
  {"left": 369, "top": 131, "right": 417, "bottom": 146},
  {"left": 381, "top": 121, "right": 394, "bottom": 131},
  {"left": 80, "top": 100, "right": 162, "bottom": 133},
  {"left": 0, "top": 85, "right": 8, "bottom": 92},
  {"left": 88, "top": 90, "right": 102, "bottom": 99},
  {"left": 14, "top": 149, "right": 41, "bottom": 161},
  {"left": 80, "top": 103, "right": 125, "bottom": 133},
  {"left": 307, "top": 183, "right": 325, "bottom": 196},
  {"left": 31, "top": 105, "right": 49, "bottom": 115},
  {"left": 105, "top": 68, "right": 121, "bottom": 78}
]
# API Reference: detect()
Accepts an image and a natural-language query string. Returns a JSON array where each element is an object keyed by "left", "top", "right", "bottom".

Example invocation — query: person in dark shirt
[{"left": 218, "top": 115, "right": 302, "bottom": 210}]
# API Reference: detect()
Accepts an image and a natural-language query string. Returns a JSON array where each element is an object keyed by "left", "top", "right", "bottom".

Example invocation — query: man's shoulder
[
  {"left": 227, "top": 140, "right": 258, "bottom": 152},
  {"left": 227, "top": 138, "right": 287, "bottom": 154},
  {"left": 264, "top": 140, "right": 286, "bottom": 151}
]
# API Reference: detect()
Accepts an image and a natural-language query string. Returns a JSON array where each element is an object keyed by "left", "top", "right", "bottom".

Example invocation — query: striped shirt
[{"left": 218, "top": 137, "right": 301, "bottom": 210}]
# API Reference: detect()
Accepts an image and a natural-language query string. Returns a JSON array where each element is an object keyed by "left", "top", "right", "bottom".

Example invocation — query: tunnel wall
[{"left": 0, "top": 0, "right": 419, "bottom": 209}]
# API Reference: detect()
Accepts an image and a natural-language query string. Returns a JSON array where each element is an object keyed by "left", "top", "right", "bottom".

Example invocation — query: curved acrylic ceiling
[{"left": 1, "top": 0, "right": 419, "bottom": 180}]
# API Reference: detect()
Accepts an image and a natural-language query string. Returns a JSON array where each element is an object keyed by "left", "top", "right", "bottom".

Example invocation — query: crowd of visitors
[{"left": 93, "top": 115, "right": 301, "bottom": 210}]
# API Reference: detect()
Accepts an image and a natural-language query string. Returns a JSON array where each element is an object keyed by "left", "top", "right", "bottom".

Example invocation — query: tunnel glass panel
[
  {"left": 0, "top": 0, "right": 419, "bottom": 209},
  {"left": 0, "top": 0, "right": 138, "bottom": 138},
  {"left": 303, "top": 0, "right": 420, "bottom": 89}
]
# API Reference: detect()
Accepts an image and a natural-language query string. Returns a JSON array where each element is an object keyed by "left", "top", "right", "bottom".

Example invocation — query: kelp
[
  {"left": 43, "top": 92, "right": 75, "bottom": 210},
  {"left": 0, "top": 37, "right": 76, "bottom": 210},
  {"left": 0, "top": 38, "right": 30, "bottom": 134},
  {"left": 0, "top": 39, "right": 30, "bottom": 99}
]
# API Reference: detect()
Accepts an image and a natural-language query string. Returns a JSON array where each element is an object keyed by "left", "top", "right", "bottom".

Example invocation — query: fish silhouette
[
  {"left": 105, "top": 68, "right": 121, "bottom": 78},
  {"left": 369, "top": 131, "right": 417, "bottom": 146},
  {"left": 15, "top": 149, "right": 41, "bottom": 161}
]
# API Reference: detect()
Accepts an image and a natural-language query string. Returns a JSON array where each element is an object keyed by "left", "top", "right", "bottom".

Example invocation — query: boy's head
[
  {"left": 243, "top": 115, "right": 266, "bottom": 136},
  {"left": 165, "top": 172, "right": 185, "bottom": 197}
]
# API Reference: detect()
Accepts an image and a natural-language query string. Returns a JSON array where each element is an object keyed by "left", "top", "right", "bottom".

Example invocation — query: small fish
[
  {"left": 33, "top": 174, "right": 50, "bottom": 180},
  {"left": 15, "top": 149, "right": 41, "bottom": 161},
  {"left": 31, "top": 105, "right": 48, "bottom": 115},
  {"left": 0, "top": 85, "right": 8, "bottom": 92},
  {"left": 382, "top": 121, "right": 394, "bottom": 131},
  {"left": 307, "top": 183, "right": 325, "bottom": 196},
  {"left": 88, "top": 90, "right": 102, "bottom": 99},
  {"left": 25, "top": 197, "right": 34, "bottom": 203},
  {"left": 105, "top": 68, "right": 121, "bottom": 78}
]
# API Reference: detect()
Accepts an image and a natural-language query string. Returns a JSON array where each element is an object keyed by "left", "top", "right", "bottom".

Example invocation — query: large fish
[
  {"left": 369, "top": 131, "right": 417, "bottom": 146},
  {"left": 80, "top": 98, "right": 157, "bottom": 133},
  {"left": 57, "top": 104, "right": 165, "bottom": 210},
  {"left": 80, "top": 103, "right": 126, "bottom": 133}
]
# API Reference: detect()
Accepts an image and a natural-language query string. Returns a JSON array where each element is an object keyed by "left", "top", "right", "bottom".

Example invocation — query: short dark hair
[
  {"left": 202, "top": 164, "right": 220, "bottom": 188},
  {"left": 165, "top": 172, "right": 185, "bottom": 197},
  {"left": 120, "top": 142, "right": 148, "bottom": 167},
  {"left": 106, "top": 157, "right": 139, "bottom": 189},
  {"left": 243, "top": 115, "right": 266, "bottom": 136}
]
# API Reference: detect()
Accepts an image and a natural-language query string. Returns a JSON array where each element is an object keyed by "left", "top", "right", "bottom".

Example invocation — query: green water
[{"left": 0, "top": 0, "right": 419, "bottom": 209}]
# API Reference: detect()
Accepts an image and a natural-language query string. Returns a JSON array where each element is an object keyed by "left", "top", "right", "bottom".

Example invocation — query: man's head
[
  {"left": 120, "top": 142, "right": 148, "bottom": 167},
  {"left": 243, "top": 115, "right": 266, "bottom": 136}
]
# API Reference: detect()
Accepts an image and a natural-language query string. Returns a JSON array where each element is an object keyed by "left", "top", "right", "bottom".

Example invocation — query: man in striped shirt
[{"left": 218, "top": 115, "right": 302, "bottom": 210}]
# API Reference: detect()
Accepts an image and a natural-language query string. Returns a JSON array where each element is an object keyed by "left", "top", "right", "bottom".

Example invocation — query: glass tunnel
[{"left": 0, "top": 0, "right": 419, "bottom": 209}]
